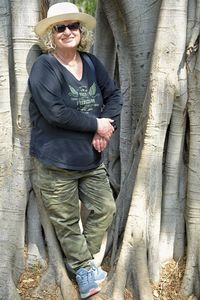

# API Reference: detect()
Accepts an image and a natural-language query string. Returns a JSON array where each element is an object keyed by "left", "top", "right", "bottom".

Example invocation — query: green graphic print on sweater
[{"left": 68, "top": 82, "right": 100, "bottom": 113}]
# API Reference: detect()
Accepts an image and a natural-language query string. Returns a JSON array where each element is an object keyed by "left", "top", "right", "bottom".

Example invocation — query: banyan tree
[{"left": 1, "top": 0, "right": 200, "bottom": 299}]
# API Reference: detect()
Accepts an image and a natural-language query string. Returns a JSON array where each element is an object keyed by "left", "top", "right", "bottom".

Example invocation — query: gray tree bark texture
[{"left": 1, "top": 0, "right": 200, "bottom": 299}]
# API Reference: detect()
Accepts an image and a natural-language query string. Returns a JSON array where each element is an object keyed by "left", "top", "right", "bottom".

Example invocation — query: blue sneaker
[
  {"left": 90, "top": 261, "right": 107, "bottom": 284},
  {"left": 76, "top": 268, "right": 100, "bottom": 299}
]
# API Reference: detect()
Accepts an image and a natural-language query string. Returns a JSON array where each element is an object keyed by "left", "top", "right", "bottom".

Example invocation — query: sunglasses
[{"left": 53, "top": 22, "right": 80, "bottom": 33}]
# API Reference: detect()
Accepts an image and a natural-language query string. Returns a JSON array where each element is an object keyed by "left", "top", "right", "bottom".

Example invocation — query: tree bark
[
  {"left": 159, "top": 62, "right": 187, "bottom": 263},
  {"left": 26, "top": 191, "right": 46, "bottom": 267},
  {"left": 112, "top": 1, "right": 188, "bottom": 299},
  {"left": 0, "top": 0, "right": 40, "bottom": 298},
  {"left": 181, "top": 1, "right": 200, "bottom": 297}
]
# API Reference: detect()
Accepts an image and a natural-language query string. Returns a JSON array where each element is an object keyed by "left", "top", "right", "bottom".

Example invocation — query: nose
[{"left": 63, "top": 27, "right": 71, "bottom": 34}]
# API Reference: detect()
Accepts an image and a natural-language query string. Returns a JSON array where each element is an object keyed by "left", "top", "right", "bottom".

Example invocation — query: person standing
[{"left": 29, "top": 2, "right": 122, "bottom": 299}]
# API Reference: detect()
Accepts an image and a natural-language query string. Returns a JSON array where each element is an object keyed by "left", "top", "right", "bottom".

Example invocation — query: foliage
[{"left": 74, "top": 0, "right": 96, "bottom": 16}]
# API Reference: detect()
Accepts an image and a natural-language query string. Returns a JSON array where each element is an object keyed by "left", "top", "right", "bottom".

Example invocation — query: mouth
[{"left": 62, "top": 37, "right": 74, "bottom": 42}]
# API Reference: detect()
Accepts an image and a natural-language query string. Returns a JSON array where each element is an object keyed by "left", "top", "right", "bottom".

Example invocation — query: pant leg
[
  {"left": 79, "top": 163, "right": 116, "bottom": 255},
  {"left": 32, "top": 158, "right": 92, "bottom": 271}
]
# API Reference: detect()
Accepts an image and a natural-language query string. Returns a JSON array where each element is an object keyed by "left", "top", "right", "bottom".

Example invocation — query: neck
[{"left": 54, "top": 50, "right": 79, "bottom": 66}]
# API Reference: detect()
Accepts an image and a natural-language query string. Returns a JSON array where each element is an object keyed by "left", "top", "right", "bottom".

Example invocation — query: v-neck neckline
[{"left": 52, "top": 53, "right": 84, "bottom": 82}]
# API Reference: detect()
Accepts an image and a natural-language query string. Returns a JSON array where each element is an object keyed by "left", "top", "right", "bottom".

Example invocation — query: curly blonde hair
[{"left": 37, "top": 24, "right": 94, "bottom": 53}]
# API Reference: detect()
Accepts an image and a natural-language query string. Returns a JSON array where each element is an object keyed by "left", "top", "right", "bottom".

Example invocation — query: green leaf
[
  {"left": 88, "top": 82, "right": 96, "bottom": 96},
  {"left": 69, "top": 85, "right": 79, "bottom": 96}
]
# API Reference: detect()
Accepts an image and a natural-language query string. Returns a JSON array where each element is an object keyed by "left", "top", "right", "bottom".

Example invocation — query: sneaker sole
[{"left": 80, "top": 286, "right": 101, "bottom": 299}]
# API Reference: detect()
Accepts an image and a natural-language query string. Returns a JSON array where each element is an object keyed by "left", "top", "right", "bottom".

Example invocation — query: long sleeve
[{"left": 28, "top": 55, "right": 97, "bottom": 133}]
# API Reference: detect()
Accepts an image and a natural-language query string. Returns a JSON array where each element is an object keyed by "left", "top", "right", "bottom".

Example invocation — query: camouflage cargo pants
[{"left": 32, "top": 158, "right": 116, "bottom": 271}]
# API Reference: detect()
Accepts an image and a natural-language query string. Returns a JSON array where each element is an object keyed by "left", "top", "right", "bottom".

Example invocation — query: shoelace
[
  {"left": 90, "top": 265, "right": 103, "bottom": 276},
  {"left": 91, "top": 267, "right": 98, "bottom": 277},
  {"left": 77, "top": 269, "right": 94, "bottom": 285}
]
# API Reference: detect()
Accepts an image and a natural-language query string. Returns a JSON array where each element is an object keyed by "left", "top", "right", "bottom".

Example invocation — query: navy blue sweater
[{"left": 28, "top": 52, "right": 122, "bottom": 170}]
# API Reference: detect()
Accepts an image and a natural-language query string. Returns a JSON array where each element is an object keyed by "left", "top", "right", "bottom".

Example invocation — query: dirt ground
[{"left": 17, "top": 256, "right": 196, "bottom": 300}]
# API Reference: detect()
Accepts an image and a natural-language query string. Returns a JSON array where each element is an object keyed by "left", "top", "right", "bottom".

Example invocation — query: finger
[
  {"left": 99, "top": 139, "right": 105, "bottom": 152},
  {"left": 93, "top": 138, "right": 101, "bottom": 152}
]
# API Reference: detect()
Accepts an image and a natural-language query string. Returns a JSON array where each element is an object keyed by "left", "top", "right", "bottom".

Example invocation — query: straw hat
[{"left": 35, "top": 2, "right": 96, "bottom": 37}]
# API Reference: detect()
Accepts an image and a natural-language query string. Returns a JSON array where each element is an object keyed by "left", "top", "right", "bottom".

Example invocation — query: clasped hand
[{"left": 92, "top": 118, "right": 114, "bottom": 152}]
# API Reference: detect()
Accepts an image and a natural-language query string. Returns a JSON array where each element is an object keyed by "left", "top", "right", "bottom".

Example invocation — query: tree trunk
[
  {"left": 0, "top": 1, "right": 21, "bottom": 299},
  {"left": 181, "top": 1, "right": 200, "bottom": 297},
  {"left": 0, "top": 0, "right": 40, "bottom": 298},
  {"left": 112, "top": 0, "right": 188, "bottom": 299}
]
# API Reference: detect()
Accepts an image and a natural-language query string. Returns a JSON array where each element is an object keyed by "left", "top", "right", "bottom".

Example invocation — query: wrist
[{"left": 96, "top": 118, "right": 101, "bottom": 132}]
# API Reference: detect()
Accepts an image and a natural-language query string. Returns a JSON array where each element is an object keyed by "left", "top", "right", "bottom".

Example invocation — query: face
[{"left": 52, "top": 20, "right": 81, "bottom": 51}]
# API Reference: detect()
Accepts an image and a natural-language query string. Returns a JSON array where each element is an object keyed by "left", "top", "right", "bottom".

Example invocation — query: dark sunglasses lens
[
  {"left": 54, "top": 23, "right": 80, "bottom": 33},
  {"left": 68, "top": 22, "right": 80, "bottom": 30},
  {"left": 55, "top": 25, "right": 66, "bottom": 33}
]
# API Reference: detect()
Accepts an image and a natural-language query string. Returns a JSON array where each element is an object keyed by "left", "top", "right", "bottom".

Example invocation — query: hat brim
[{"left": 35, "top": 12, "right": 96, "bottom": 37}]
